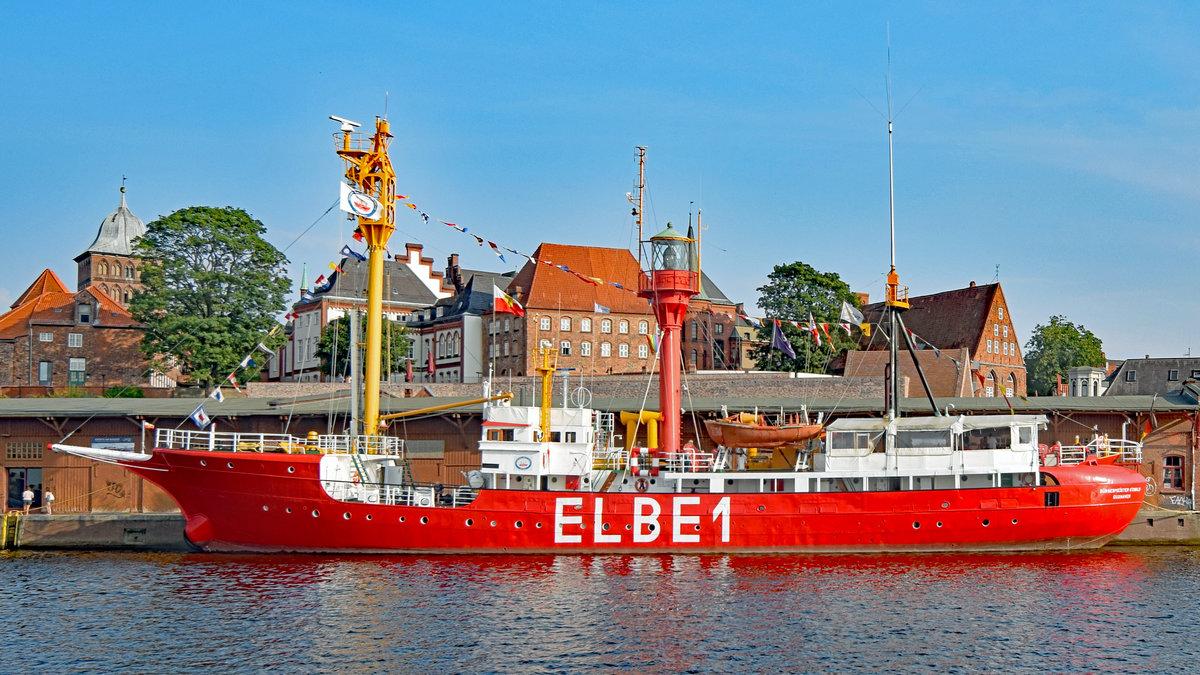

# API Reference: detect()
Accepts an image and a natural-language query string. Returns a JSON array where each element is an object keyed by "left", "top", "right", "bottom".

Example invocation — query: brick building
[
  {"left": 495, "top": 243, "right": 655, "bottom": 377},
  {"left": 682, "top": 273, "right": 741, "bottom": 371},
  {"left": 0, "top": 270, "right": 145, "bottom": 394},
  {"left": 72, "top": 187, "right": 145, "bottom": 308},
  {"left": 270, "top": 243, "right": 454, "bottom": 381},
  {"left": 853, "top": 281, "right": 1026, "bottom": 397},
  {"left": 408, "top": 261, "right": 514, "bottom": 383}
]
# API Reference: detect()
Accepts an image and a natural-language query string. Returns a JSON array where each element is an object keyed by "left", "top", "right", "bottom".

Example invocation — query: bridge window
[{"left": 1164, "top": 456, "right": 1184, "bottom": 490}]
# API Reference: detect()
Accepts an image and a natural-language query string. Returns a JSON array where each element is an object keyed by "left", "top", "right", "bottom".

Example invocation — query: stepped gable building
[
  {"left": 270, "top": 242, "right": 455, "bottom": 382},
  {"left": 494, "top": 243, "right": 654, "bottom": 377},
  {"left": 409, "top": 260, "right": 515, "bottom": 383},
  {"left": 73, "top": 187, "right": 146, "bottom": 308},
  {"left": 854, "top": 281, "right": 1026, "bottom": 397},
  {"left": 0, "top": 270, "right": 146, "bottom": 394},
  {"left": 682, "top": 272, "right": 742, "bottom": 371}
]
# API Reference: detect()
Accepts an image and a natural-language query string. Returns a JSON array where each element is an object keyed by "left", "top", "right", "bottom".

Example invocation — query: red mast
[{"left": 639, "top": 223, "right": 699, "bottom": 456}]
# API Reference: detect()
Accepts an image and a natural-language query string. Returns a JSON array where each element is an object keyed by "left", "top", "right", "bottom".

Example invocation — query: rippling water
[{"left": 4, "top": 547, "right": 1199, "bottom": 673}]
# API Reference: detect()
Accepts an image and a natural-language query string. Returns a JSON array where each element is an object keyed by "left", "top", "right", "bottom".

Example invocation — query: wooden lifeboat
[{"left": 703, "top": 412, "right": 823, "bottom": 449}]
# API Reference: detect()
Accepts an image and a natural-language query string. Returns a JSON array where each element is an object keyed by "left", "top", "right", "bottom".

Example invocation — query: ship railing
[
  {"left": 1048, "top": 437, "right": 1143, "bottom": 467},
  {"left": 323, "top": 480, "right": 477, "bottom": 507},
  {"left": 662, "top": 449, "right": 718, "bottom": 472},
  {"left": 155, "top": 428, "right": 307, "bottom": 453},
  {"left": 316, "top": 435, "right": 404, "bottom": 456}
]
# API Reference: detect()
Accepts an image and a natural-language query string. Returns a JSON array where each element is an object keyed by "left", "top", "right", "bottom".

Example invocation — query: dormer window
[{"left": 76, "top": 304, "right": 91, "bottom": 324}]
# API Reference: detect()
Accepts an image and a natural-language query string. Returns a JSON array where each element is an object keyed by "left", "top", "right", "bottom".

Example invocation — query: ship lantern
[{"left": 649, "top": 223, "right": 695, "bottom": 273}]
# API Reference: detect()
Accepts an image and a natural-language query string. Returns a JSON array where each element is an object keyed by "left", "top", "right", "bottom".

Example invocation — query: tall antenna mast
[
  {"left": 887, "top": 23, "right": 896, "bottom": 271},
  {"left": 630, "top": 146, "right": 647, "bottom": 265}
]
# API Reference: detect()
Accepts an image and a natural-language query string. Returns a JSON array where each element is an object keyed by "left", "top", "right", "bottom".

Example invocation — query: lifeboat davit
[{"left": 703, "top": 413, "right": 822, "bottom": 449}]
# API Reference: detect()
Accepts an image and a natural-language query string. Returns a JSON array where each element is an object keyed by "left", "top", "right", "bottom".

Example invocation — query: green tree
[
  {"left": 129, "top": 206, "right": 290, "bottom": 389},
  {"left": 750, "top": 261, "right": 861, "bottom": 373},
  {"left": 1023, "top": 315, "right": 1106, "bottom": 395},
  {"left": 316, "top": 314, "right": 414, "bottom": 380}
]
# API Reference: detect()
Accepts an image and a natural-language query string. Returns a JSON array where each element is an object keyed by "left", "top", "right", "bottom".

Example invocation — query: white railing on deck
[
  {"left": 154, "top": 428, "right": 404, "bottom": 455},
  {"left": 1048, "top": 436, "right": 1142, "bottom": 466}
]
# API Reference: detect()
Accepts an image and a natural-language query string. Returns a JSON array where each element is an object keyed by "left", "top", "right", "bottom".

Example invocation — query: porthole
[
  {"left": 227, "top": 462, "right": 234, "bottom": 468},
  {"left": 1012, "top": 519, "right": 1018, "bottom": 525},
  {"left": 490, "top": 521, "right": 497, "bottom": 527},
  {"left": 515, "top": 521, "right": 523, "bottom": 528},
  {"left": 311, "top": 510, "right": 320, "bottom": 518},
  {"left": 936, "top": 521, "right": 943, "bottom": 528},
  {"left": 399, "top": 516, "right": 406, "bottom": 523},
  {"left": 466, "top": 519, "right": 474, "bottom": 526},
  {"left": 535, "top": 522, "right": 543, "bottom": 529},
  {"left": 420, "top": 516, "right": 428, "bottom": 524},
  {"left": 693, "top": 525, "right": 701, "bottom": 532},
  {"left": 366, "top": 514, "right": 373, "bottom": 521},
  {"left": 200, "top": 460, "right": 207, "bottom": 467},
  {"left": 262, "top": 505, "right": 269, "bottom": 512},
  {"left": 602, "top": 523, "right": 611, "bottom": 531},
  {"left": 622, "top": 478, "right": 629, "bottom": 485},
  {"left": 941, "top": 502, "right": 949, "bottom": 508},
  {"left": 757, "top": 505, "right": 765, "bottom": 512},
  {"left": 287, "top": 466, "right": 295, "bottom": 474},
  {"left": 982, "top": 519, "right": 990, "bottom": 527},
  {"left": 625, "top": 524, "right": 632, "bottom": 530},
  {"left": 343, "top": 512, "right": 351, "bottom": 520},
  {"left": 583, "top": 477, "right": 590, "bottom": 484},
  {"left": 285, "top": 508, "right": 292, "bottom": 514},
  {"left": 648, "top": 523, "right": 657, "bottom": 532},
  {"left": 913, "top": 522, "right": 921, "bottom": 529}
]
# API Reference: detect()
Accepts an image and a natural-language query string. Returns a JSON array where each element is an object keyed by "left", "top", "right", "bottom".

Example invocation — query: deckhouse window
[{"left": 895, "top": 430, "right": 952, "bottom": 449}]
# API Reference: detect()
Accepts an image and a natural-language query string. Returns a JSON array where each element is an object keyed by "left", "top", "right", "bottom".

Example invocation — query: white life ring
[{"left": 634, "top": 477, "right": 649, "bottom": 493}]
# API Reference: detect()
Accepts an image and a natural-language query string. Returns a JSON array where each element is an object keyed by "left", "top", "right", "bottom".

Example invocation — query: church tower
[{"left": 74, "top": 185, "right": 146, "bottom": 308}]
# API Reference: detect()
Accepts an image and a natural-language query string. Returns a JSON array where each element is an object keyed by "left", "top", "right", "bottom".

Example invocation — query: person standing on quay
[
  {"left": 22, "top": 486, "right": 34, "bottom": 514},
  {"left": 43, "top": 489, "right": 55, "bottom": 515}
]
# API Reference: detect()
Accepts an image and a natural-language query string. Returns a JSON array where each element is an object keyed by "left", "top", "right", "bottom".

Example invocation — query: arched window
[
  {"left": 985, "top": 371, "right": 996, "bottom": 397},
  {"left": 618, "top": 320, "right": 629, "bottom": 334},
  {"left": 125, "top": 265, "right": 134, "bottom": 279},
  {"left": 99, "top": 262, "right": 108, "bottom": 275},
  {"left": 638, "top": 320, "right": 649, "bottom": 335},
  {"left": 601, "top": 319, "right": 612, "bottom": 334},
  {"left": 1006, "top": 373, "right": 1016, "bottom": 394}
]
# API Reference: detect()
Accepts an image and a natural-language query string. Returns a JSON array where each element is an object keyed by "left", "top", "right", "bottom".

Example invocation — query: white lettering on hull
[{"left": 552, "top": 496, "right": 732, "bottom": 545}]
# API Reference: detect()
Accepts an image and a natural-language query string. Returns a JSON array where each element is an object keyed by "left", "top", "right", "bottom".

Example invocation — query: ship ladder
[{"left": 1, "top": 511, "right": 20, "bottom": 549}]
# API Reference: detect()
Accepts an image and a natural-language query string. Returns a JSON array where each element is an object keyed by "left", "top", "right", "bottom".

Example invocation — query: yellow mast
[
  {"left": 535, "top": 346, "right": 554, "bottom": 441},
  {"left": 334, "top": 116, "right": 396, "bottom": 436}
]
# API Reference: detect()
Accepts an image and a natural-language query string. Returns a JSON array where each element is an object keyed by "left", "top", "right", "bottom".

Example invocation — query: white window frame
[
  {"left": 638, "top": 344, "right": 648, "bottom": 359},
  {"left": 618, "top": 343, "right": 629, "bottom": 358},
  {"left": 539, "top": 317, "right": 551, "bottom": 331},
  {"left": 618, "top": 320, "right": 629, "bottom": 334},
  {"left": 560, "top": 317, "right": 571, "bottom": 331},
  {"left": 581, "top": 342, "right": 592, "bottom": 357},
  {"left": 560, "top": 341, "right": 571, "bottom": 356},
  {"left": 601, "top": 319, "right": 612, "bottom": 334},
  {"left": 38, "top": 332, "right": 53, "bottom": 343},
  {"left": 581, "top": 318, "right": 592, "bottom": 333},
  {"left": 600, "top": 342, "right": 611, "bottom": 357},
  {"left": 638, "top": 321, "right": 649, "bottom": 335},
  {"left": 68, "top": 333, "right": 82, "bottom": 348}
]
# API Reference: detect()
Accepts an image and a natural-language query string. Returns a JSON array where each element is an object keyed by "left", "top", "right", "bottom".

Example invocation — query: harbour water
[{"left": 5, "top": 547, "right": 1200, "bottom": 673}]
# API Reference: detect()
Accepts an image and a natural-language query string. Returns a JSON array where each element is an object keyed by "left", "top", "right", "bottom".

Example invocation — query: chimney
[{"left": 969, "top": 281, "right": 976, "bottom": 287}]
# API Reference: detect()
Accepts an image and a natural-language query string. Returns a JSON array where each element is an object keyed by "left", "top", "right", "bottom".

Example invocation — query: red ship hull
[{"left": 123, "top": 448, "right": 1145, "bottom": 554}]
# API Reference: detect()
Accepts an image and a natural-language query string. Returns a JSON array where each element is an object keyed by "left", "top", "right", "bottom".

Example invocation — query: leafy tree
[
  {"left": 1023, "top": 315, "right": 1106, "bottom": 395},
  {"left": 750, "top": 261, "right": 861, "bottom": 373},
  {"left": 316, "top": 314, "right": 414, "bottom": 380},
  {"left": 129, "top": 206, "right": 290, "bottom": 389}
]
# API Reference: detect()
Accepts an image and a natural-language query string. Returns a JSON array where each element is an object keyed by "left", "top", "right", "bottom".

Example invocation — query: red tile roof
[
  {"left": 507, "top": 243, "right": 651, "bottom": 314},
  {"left": 0, "top": 270, "right": 137, "bottom": 339},
  {"left": 864, "top": 282, "right": 999, "bottom": 350}
]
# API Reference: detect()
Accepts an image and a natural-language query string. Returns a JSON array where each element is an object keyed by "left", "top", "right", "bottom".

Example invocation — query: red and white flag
[{"left": 492, "top": 284, "right": 525, "bottom": 317}]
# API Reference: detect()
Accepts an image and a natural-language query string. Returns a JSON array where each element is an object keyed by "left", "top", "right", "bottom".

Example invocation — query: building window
[
  {"left": 581, "top": 318, "right": 592, "bottom": 333},
  {"left": 998, "top": 307, "right": 1004, "bottom": 320},
  {"left": 68, "top": 358, "right": 86, "bottom": 386},
  {"left": 126, "top": 265, "right": 135, "bottom": 279},
  {"left": 38, "top": 332, "right": 52, "bottom": 342},
  {"left": 504, "top": 318, "right": 511, "bottom": 332},
  {"left": 6, "top": 441, "right": 43, "bottom": 461},
  {"left": 690, "top": 350, "right": 697, "bottom": 365},
  {"left": 560, "top": 317, "right": 571, "bottom": 331},
  {"left": 1126, "top": 370, "right": 1136, "bottom": 382},
  {"left": 691, "top": 321, "right": 698, "bottom": 340},
  {"left": 68, "top": 333, "right": 82, "bottom": 348},
  {"left": 581, "top": 342, "right": 591, "bottom": 357},
  {"left": 994, "top": 324, "right": 999, "bottom": 336},
  {"left": 1164, "top": 456, "right": 1184, "bottom": 490},
  {"left": 1002, "top": 342, "right": 1008, "bottom": 356},
  {"left": 502, "top": 342, "right": 509, "bottom": 356},
  {"left": 601, "top": 319, "right": 612, "bottom": 334},
  {"left": 98, "top": 262, "right": 108, "bottom": 276},
  {"left": 638, "top": 344, "right": 648, "bottom": 359},
  {"left": 37, "top": 361, "right": 51, "bottom": 386},
  {"left": 618, "top": 320, "right": 629, "bottom": 334},
  {"left": 985, "top": 371, "right": 996, "bottom": 397},
  {"left": 1169, "top": 369, "right": 1179, "bottom": 382},
  {"left": 560, "top": 341, "right": 571, "bottom": 356},
  {"left": 987, "top": 340, "right": 992, "bottom": 354},
  {"left": 1002, "top": 325, "right": 1008, "bottom": 338},
  {"left": 715, "top": 323, "right": 724, "bottom": 335},
  {"left": 600, "top": 342, "right": 611, "bottom": 357},
  {"left": 638, "top": 321, "right": 649, "bottom": 335},
  {"left": 539, "top": 317, "right": 551, "bottom": 331},
  {"left": 77, "top": 304, "right": 91, "bottom": 324},
  {"left": 618, "top": 343, "right": 629, "bottom": 358}
]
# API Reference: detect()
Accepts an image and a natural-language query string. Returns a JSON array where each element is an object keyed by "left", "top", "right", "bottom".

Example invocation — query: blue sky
[{"left": 2, "top": 1, "right": 1198, "bottom": 360}]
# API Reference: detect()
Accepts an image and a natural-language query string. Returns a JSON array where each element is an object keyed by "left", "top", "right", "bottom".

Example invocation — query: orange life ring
[
  {"left": 351, "top": 471, "right": 361, "bottom": 484},
  {"left": 1020, "top": 473, "right": 1035, "bottom": 487},
  {"left": 634, "top": 477, "right": 649, "bottom": 493}
]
